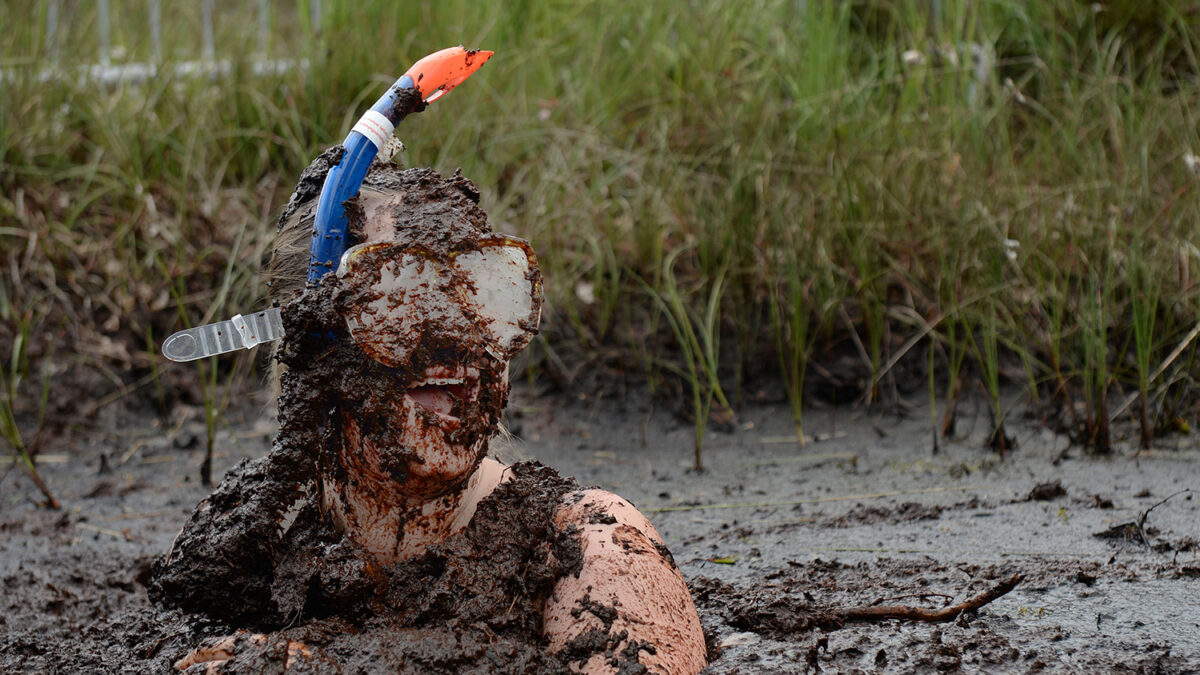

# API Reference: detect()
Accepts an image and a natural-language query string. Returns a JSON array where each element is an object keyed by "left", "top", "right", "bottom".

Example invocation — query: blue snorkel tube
[
  {"left": 307, "top": 46, "right": 494, "bottom": 284},
  {"left": 306, "top": 74, "right": 418, "bottom": 284}
]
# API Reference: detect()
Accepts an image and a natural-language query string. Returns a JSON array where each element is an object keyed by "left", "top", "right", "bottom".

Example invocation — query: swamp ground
[{"left": 1, "top": 383, "right": 1196, "bottom": 673}]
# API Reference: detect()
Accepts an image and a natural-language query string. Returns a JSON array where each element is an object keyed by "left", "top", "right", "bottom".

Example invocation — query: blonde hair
[{"left": 266, "top": 205, "right": 315, "bottom": 307}]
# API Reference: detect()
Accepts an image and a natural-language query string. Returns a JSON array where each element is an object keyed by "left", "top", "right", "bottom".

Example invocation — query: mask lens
[
  {"left": 337, "top": 243, "right": 438, "bottom": 367},
  {"left": 452, "top": 238, "right": 541, "bottom": 358}
]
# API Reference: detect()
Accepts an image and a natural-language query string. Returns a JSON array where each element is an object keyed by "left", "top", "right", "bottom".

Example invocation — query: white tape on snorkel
[{"left": 350, "top": 110, "right": 396, "bottom": 151}]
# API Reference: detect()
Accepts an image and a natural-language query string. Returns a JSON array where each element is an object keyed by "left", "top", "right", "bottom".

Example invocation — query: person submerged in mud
[{"left": 151, "top": 152, "right": 706, "bottom": 674}]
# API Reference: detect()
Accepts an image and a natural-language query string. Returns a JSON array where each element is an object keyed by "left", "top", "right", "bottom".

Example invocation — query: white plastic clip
[{"left": 230, "top": 314, "right": 258, "bottom": 348}]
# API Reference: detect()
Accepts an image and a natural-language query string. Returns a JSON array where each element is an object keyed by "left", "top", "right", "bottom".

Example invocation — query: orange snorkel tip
[{"left": 403, "top": 45, "right": 494, "bottom": 103}]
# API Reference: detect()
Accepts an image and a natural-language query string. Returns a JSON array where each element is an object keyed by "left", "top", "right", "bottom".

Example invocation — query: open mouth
[{"left": 403, "top": 365, "right": 480, "bottom": 422}]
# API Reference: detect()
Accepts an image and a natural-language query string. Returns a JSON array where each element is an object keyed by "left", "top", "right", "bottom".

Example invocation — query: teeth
[
  {"left": 408, "top": 366, "right": 480, "bottom": 390},
  {"left": 424, "top": 377, "right": 463, "bottom": 386}
]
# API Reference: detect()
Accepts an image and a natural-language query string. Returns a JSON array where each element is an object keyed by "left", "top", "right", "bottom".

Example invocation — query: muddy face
[
  {"left": 331, "top": 352, "right": 506, "bottom": 502},
  {"left": 320, "top": 178, "right": 538, "bottom": 506}
]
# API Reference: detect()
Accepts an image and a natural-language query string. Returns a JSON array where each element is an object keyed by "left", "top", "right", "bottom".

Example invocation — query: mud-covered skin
[
  {"left": 320, "top": 165, "right": 520, "bottom": 552},
  {"left": 546, "top": 491, "right": 708, "bottom": 675}
]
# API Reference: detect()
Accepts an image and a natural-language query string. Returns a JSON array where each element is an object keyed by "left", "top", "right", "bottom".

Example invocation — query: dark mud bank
[{"left": 1, "top": 387, "right": 1198, "bottom": 673}]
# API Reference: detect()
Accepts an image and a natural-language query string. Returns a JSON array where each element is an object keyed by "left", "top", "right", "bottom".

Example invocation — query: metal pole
[
  {"left": 45, "top": 0, "right": 60, "bottom": 62},
  {"left": 150, "top": 0, "right": 162, "bottom": 63},
  {"left": 202, "top": 0, "right": 215, "bottom": 61},
  {"left": 258, "top": 0, "right": 270, "bottom": 58},
  {"left": 98, "top": 0, "right": 111, "bottom": 67}
]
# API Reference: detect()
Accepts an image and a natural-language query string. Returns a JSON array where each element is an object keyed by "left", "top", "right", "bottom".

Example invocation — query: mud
[
  {"left": 5, "top": 156, "right": 1197, "bottom": 671},
  {"left": 383, "top": 84, "right": 427, "bottom": 129},
  {"left": 512, "top": 391, "right": 1200, "bottom": 674},
  {"left": 274, "top": 145, "right": 345, "bottom": 231},
  {"left": 353, "top": 166, "right": 488, "bottom": 250},
  {"left": 826, "top": 501, "right": 948, "bottom": 527},
  {"left": 186, "top": 462, "right": 585, "bottom": 673},
  {"left": 2, "top": 385, "right": 1199, "bottom": 673}
]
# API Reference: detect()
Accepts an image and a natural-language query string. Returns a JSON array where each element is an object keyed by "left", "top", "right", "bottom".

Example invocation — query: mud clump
[
  {"left": 1024, "top": 480, "right": 1067, "bottom": 502},
  {"left": 148, "top": 445, "right": 311, "bottom": 625},
  {"left": 149, "top": 280, "right": 335, "bottom": 625},
  {"left": 690, "top": 576, "right": 845, "bottom": 639},
  {"left": 275, "top": 145, "right": 344, "bottom": 231},
  {"left": 192, "top": 462, "right": 585, "bottom": 673},
  {"left": 355, "top": 166, "right": 487, "bottom": 251},
  {"left": 829, "top": 501, "right": 946, "bottom": 527}
]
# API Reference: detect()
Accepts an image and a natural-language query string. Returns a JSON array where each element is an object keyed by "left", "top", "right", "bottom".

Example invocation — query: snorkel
[
  {"left": 162, "top": 46, "right": 493, "bottom": 362},
  {"left": 308, "top": 46, "right": 493, "bottom": 284}
]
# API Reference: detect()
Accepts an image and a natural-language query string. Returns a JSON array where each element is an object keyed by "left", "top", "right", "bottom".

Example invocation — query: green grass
[
  {"left": 2, "top": 0, "right": 1200, "bottom": 482},
  {"left": 0, "top": 266, "right": 59, "bottom": 507}
]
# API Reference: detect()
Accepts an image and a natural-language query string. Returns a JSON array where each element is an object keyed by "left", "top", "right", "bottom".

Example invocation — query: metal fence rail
[
  {"left": 18, "top": 1, "right": 972, "bottom": 88},
  {"left": 19, "top": 0, "right": 321, "bottom": 85}
]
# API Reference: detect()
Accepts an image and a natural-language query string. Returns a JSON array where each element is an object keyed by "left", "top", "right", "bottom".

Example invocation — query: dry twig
[{"left": 838, "top": 574, "right": 1023, "bottom": 624}]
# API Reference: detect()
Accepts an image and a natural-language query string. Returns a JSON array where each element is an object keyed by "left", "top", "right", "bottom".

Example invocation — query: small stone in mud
[
  {"left": 1093, "top": 522, "right": 1149, "bottom": 544},
  {"left": 832, "top": 501, "right": 945, "bottom": 527},
  {"left": 1025, "top": 480, "right": 1066, "bottom": 502},
  {"left": 715, "top": 632, "right": 759, "bottom": 650}
]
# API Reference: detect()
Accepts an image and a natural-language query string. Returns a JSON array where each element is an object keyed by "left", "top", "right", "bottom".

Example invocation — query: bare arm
[{"left": 544, "top": 490, "right": 706, "bottom": 675}]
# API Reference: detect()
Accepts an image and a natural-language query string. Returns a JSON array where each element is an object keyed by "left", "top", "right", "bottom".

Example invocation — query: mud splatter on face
[
  {"left": 310, "top": 170, "right": 538, "bottom": 517},
  {"left": 327, "top": 347, "right": 506, "bottom": 502}
]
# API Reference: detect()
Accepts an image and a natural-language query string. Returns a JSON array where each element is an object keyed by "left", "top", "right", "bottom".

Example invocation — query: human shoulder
[
  {"left": 545, "top": 488, "right": 704, "bottom": 674},
  {"left": 554, "top": 488, "right": 667, "bottom": 552}
]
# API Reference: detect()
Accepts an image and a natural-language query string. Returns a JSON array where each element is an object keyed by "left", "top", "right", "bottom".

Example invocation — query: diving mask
[{"left": 335, "top": 235, "right": 543, "bottom": 365}]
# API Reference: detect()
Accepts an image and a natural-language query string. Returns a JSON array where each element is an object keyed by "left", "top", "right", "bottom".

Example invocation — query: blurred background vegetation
[{"left": 2, "top": 0, "right": 1199, "bottom": 485}]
